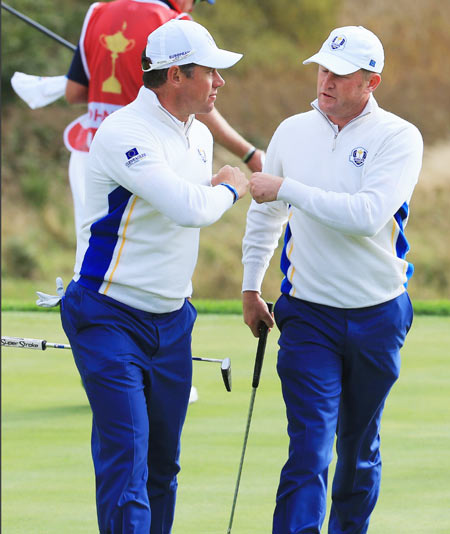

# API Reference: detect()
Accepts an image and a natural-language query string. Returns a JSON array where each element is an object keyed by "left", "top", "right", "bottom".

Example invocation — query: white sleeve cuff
[
  {"left": 242, "top": 261, "right": 267, "bottom": 293},
  {"left": 277, "top": 176, "right": 305, "bottom": 204}
]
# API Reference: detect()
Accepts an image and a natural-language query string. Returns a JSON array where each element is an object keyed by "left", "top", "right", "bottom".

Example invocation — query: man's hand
[
  {"left": 245, "top": 149, "right": 265, "bottom": 172},
  {"left": 212, "top": 165, "right": 249, "bottom": 200},
  {"left": 242, "top": 291, "right": 275, "bottom": 338},
  {"left": 250, "top": 172, "right": 283, "bottom": 203}
]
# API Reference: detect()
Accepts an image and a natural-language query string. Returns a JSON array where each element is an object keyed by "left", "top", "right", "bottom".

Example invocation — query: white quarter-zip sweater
[
  {"left": 242, "top": 96, "right": 423, "bottom": 308},
  {"left": 73, "top": 86, "right": 234, "bottom": 313}
]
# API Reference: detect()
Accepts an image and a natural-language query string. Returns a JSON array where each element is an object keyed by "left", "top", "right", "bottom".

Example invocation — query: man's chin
[
  {"left": 196, "top": 104, "right": 216, "bottom": 116},
  {"left": 318, "top": 98, "right": 335, "bottom": 113}
]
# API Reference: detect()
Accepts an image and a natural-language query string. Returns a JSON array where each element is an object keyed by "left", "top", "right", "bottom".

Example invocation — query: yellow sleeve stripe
[
  {"left": 103, "top": 195, "right": 138, "bottom": 295},
  {"left": 390, "top": 217, "right": 397, "bottom": 256}
]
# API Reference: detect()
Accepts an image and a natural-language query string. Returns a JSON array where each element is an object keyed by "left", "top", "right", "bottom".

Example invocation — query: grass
[
  {"left": 2, "top": 276, "right": 450, "bottom": 317},
  {"left": 2, "top": 312, "right": 450, "bottom": 533}
]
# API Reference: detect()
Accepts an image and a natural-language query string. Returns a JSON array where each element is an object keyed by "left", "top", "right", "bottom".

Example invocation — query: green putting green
[{"left": 2, "top": 312, "right": 450, "bottom": 533}]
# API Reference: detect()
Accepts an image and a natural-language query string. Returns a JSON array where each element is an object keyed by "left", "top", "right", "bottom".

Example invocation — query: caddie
[
  {"left": 242, "top": 26, "right": 423, "bottom": 533},
  {"left": 60, "top": 19, "right": 248, "bottom": 534}
]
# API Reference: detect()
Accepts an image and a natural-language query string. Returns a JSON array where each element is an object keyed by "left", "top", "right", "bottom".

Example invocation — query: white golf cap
[
  {"left": 303, "top": 26, "right": 384, "bottom": 75},
  {"left": 144, "top": 19, "right": 242, "bottom": 71}
]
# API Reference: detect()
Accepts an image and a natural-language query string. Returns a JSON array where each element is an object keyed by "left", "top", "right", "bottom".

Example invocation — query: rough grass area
[{"left": 2, "top": 312, "right": 450, "bottom": 533}]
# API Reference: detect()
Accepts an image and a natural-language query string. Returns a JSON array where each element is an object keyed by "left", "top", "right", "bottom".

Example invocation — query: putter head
[{"left": 221, "top": 357, "right": 232, "bottom": 392}]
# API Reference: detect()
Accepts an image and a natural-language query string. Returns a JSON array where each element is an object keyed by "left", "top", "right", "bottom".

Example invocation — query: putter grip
[{"left": 252, "top": 301, "right": 273, "bottom": 388}]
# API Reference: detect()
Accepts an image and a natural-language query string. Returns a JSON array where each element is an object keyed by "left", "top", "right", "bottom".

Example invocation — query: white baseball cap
[
  {"left": 303, "top": 26, "right": 384, "bottom": 75},
  {"left": 144, "top": 19, "right": 242, "bottom": 71}
]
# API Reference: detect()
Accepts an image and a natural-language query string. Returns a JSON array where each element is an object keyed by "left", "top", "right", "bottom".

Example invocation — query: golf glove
[{"left": 36, "top": 277, "right": 65, "bottom": 308}]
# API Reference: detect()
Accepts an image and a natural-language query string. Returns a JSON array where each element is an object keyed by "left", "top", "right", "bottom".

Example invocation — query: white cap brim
[
  {"left": 195, "top": 49, "right": 243, "bottom": 69},
  {"left": 303, "top": 52, "right": 360, "bottom": 75}
]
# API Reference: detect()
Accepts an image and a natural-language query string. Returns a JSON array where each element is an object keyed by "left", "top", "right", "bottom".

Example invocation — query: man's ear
[
  {"left": 368, "top": 73, "right": 382, "bottom": 93},
  {"left": 167, "top": 65, "right": 183, "bottom": 86}
]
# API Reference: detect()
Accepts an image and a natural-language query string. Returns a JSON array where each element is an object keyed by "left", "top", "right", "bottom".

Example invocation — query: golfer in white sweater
[{"left": 242, "top": 26, "right": 423, "bottom": 534}]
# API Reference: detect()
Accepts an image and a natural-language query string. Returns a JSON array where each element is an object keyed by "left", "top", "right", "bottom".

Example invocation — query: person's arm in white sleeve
[
  {"left": 125, "top": 159, "right": 245, "bottom": 227},
  {"left": 242, "top": 128, "right": 288, "bottom": 336},
  {"left": 91, "top": 127, "right": 248, "bottom": 228},
  {"left": 243, "top": 127, "right": 288, "bottom": 292},
  {"left": 242, "top": 199, "right": 286, "bottom": 336},
  {"left": 277, "top": 125, "right": 423, "bottom": 236},
  {"left": 242, "top": 200, "right": 288, "bottom": 291}
]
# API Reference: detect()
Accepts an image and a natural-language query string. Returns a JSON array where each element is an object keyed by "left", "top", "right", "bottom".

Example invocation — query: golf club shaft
[
  {"left": 2, "top": 335, "right": 232, "bottom": 391},
  {"left": 227, "top": 301, "right": 273, "bottom": 534},
  {"left": 227, "top": 387, "right": 257, "bottom": 534},
  {"left": 2, "top": 336, "right": 225, "bottom": 364},
  {"left": 1, "top": 2, "right": 76, "bottom": 51},
  {"left": 192, "top": 356, "right": 223, "bottom": 363}
]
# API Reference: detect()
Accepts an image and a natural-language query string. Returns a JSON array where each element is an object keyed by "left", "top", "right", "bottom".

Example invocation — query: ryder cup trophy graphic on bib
[{"left": 100, "top": 22, "right": 135, "bottom": 94}]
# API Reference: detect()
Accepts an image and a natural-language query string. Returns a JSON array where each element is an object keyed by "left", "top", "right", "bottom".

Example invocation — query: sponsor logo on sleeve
[
  {"left": 125, "top": 148, "right": 147, "bottom": 167},
  {"left": 349, "top": 147, "right": 368, "bottom": 167}
]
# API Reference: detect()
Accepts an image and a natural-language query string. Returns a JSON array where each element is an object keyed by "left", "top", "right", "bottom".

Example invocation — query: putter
[
  {"left": 193, "top": 356, "right": 232, "bottom": 392},
  {"left": 1, "top": 336, "right": 232, "bottom": 391},
  {"left": 227, "top": 301, "right": 273, "bottom": 534}
]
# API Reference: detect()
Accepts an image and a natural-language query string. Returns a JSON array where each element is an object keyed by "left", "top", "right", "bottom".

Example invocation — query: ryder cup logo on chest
[
  {"left": 330, "top": 35, "right": 347, "bottom": 50},
  {"left": 349, "top": 147, "right": 368, "bottom": 167}
]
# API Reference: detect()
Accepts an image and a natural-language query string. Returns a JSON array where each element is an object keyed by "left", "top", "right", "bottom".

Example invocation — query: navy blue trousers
[
  {"left": 61, "top": 281, "right": 196, "bottom": 534},
  {"left": 272, "top": 293, "right": 413, "bottom": 534}
]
